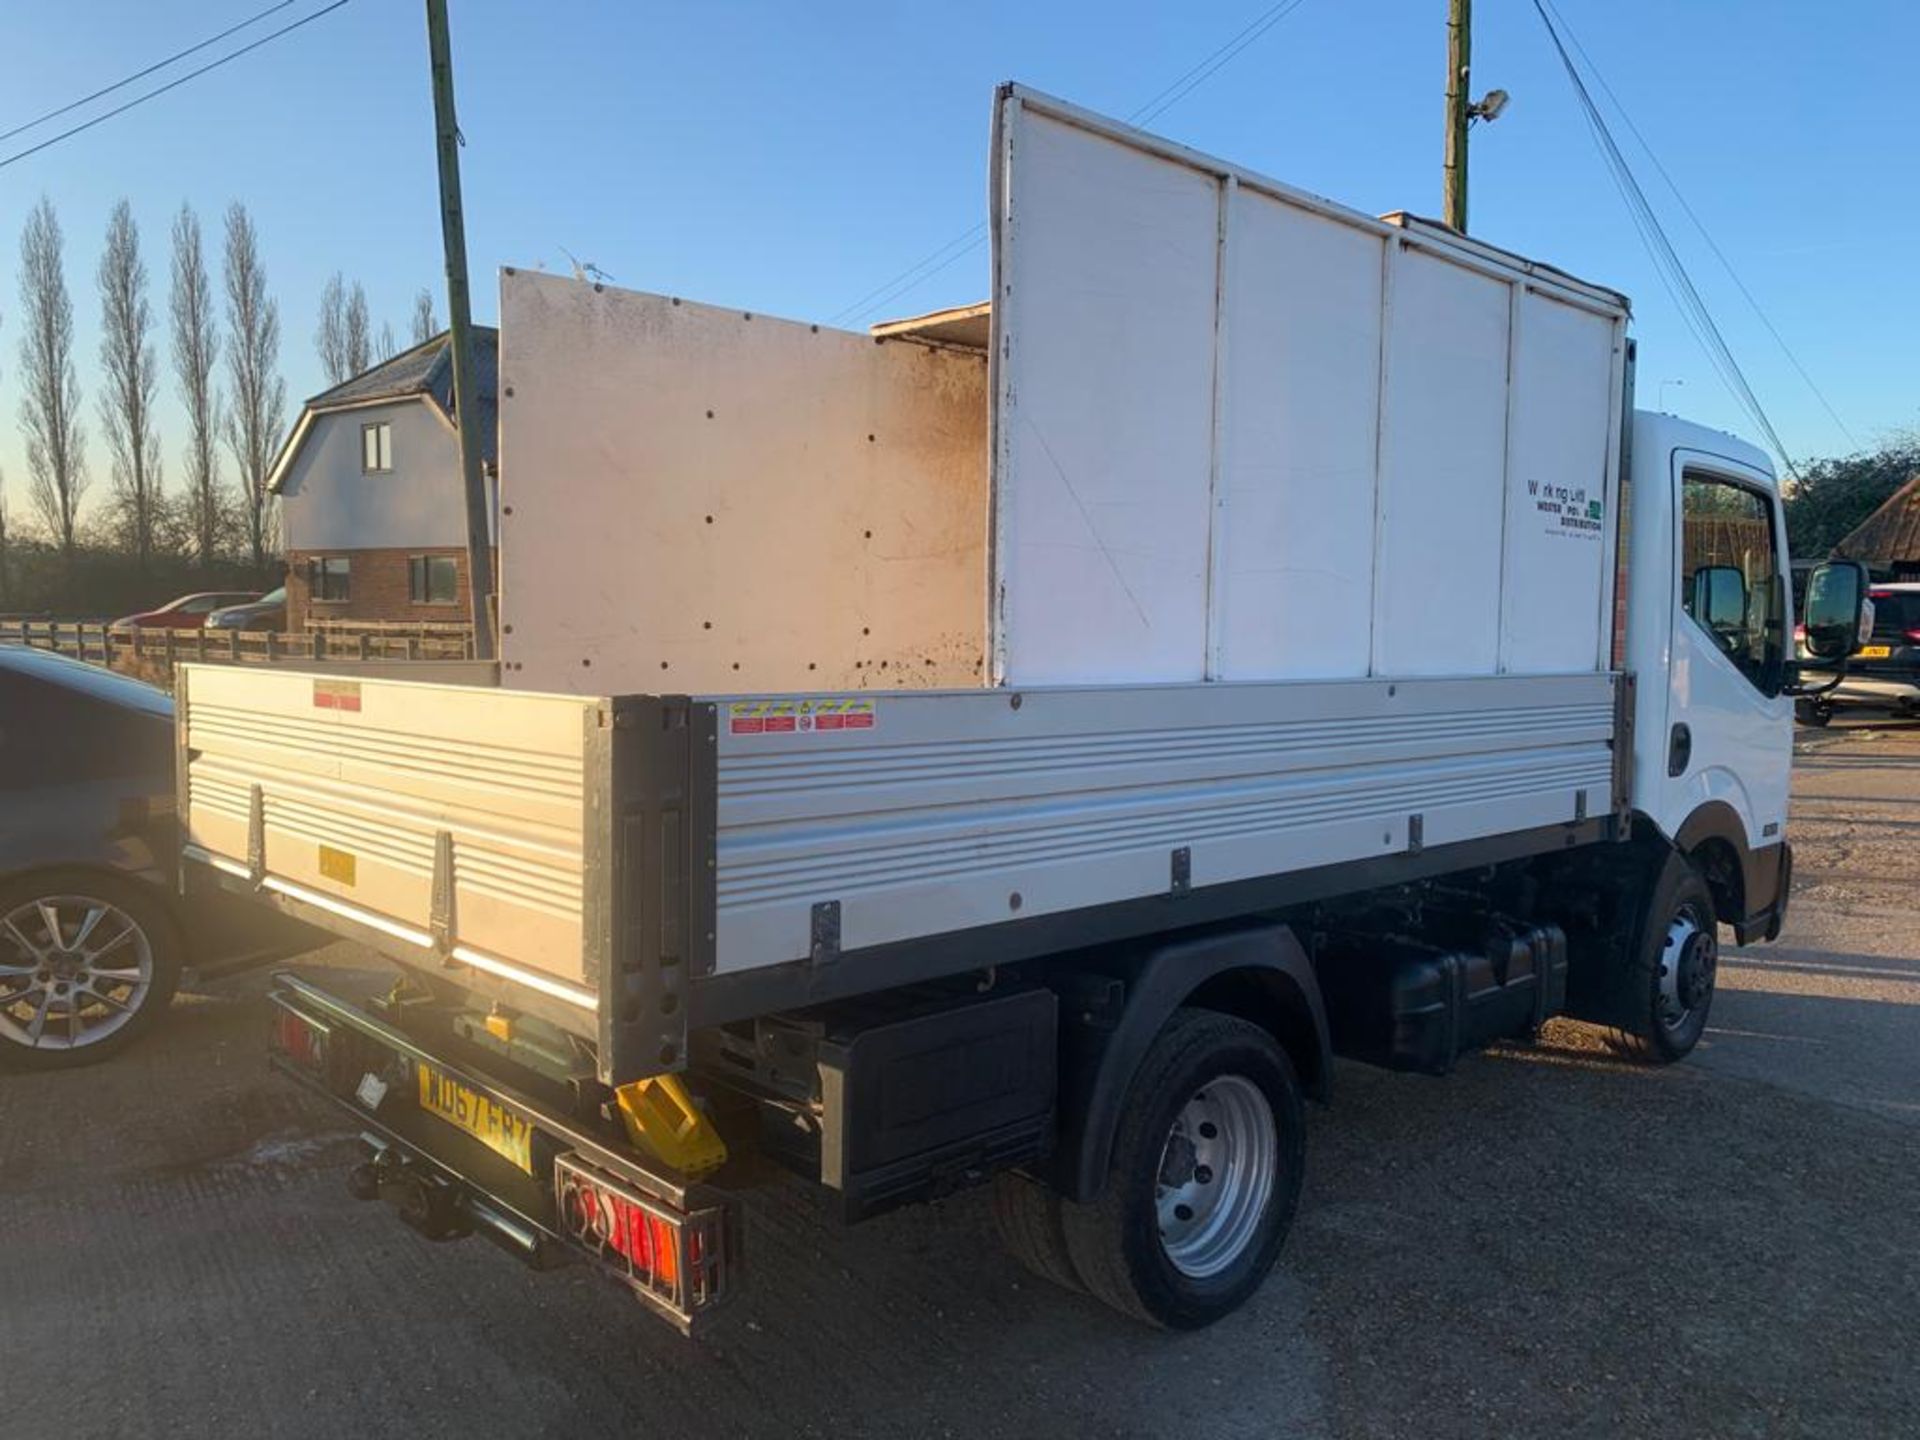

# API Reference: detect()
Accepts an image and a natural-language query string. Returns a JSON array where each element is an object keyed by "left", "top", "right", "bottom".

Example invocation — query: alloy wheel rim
[
  {"left": 1155, "top": 1074, "right": 1277, "bottom": 1279},
  {"left": 0, "top": 895, "right": 154, "bottom": 1050}
]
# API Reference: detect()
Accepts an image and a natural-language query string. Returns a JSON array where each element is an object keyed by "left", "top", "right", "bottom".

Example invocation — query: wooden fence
[{"left": 1, "top": 619, "right": 475, "bottom": 684}]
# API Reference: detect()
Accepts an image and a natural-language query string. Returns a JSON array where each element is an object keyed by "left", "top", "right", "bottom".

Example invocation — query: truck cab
[{"left": 1628, "top": 413, "right": 1794, "bottom": 942}]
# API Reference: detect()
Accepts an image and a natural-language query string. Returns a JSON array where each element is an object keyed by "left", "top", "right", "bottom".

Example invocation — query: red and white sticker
[
  {"left": 312, "top": 679, "right": 362, "bottom": 713},
  {"left": 729, "top": 697, "right": 876, "bottom": 737}
]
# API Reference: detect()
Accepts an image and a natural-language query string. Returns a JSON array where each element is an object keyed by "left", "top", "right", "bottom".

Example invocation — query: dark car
[
  {"left": 1796, "top": 582, "right": 1920, "bottom": 725},
  {"left": 0, "top": 646, "right": 310, "bottom": 1068},
  {"left": 205, "top": 586, "right": 287, "bottom": 632},
  {"left": 110, "top": 591, "right": 261, "bottom": 631}
]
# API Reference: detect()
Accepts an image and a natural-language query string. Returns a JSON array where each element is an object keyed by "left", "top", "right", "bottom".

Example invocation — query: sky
[{"left": 1, "top": 0, "right": 1914, "bottom": 524}]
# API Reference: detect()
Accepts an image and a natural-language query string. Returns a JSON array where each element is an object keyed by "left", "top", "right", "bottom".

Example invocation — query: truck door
[{"left": 1660, "top": 451, "right": 1792, "bottom": 856}]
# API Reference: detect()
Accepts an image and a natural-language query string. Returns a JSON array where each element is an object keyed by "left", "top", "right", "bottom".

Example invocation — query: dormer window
[{"left": 361, "top": 421, "right": 393, "bottom": 473}]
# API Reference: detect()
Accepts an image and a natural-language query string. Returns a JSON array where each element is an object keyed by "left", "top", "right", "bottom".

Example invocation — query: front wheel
[
  {"left": 0, "top": 871, "right": 182, "bottom": 1070},
  {"left": 1058, "top": 1009, "right": 1304, "bottom": 1329},
  {"left": 1604, "top": 853, "right": 1718, "bottom": 1064}
]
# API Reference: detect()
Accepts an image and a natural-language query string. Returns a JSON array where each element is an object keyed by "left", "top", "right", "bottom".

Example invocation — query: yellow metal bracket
[{"left": 614, "top": 1075, "right": 728, "bottom": 1178}]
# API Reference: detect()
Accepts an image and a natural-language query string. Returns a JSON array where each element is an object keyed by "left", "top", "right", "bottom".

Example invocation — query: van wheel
[
  {"left": 1794, "top": 699, "right": 1832, "bottom": 727},
  {"left": 990, "top": 1170, "right": 1083, "bottom": 1293},
  {"left": 1058, "top": 1009, "right": 1303, "bottom": 1329},
  {"left": 0, "top": 871, "right": 182, "bottom": 1070},
  {"left": 1604, "top": 854, "right": 1717, "bottom": 1064}
]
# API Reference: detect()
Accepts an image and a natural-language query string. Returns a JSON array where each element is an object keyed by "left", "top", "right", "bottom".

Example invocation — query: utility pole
[
  {"left": 425, "top": 0, "right": 496, "bottom": 661},
  {"left": 1443, "top": 0, "right": 1472, "bottom": 232}
]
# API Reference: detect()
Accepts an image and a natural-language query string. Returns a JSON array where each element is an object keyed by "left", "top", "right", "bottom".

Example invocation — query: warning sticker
[
  {"left": 729, "top": 697, "right": 876, "bottom": 737},
  {"left": 1526, "top": 478, "right": 1604, "bottom": 542},
  {"left": 312, "top": 679, "right": 362, "bottom": 712}
]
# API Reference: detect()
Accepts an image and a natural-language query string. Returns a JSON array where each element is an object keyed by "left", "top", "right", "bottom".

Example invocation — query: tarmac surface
[{"left": 5, "top": 718, "right": 1917, "bottom": 1439}]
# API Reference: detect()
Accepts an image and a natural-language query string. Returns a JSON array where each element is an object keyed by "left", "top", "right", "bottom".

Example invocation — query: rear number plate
[
  {"left": 1859, "top": 644, "right": 1892, "bottom": 659},
  {"left": 416, "top": 1062, "right": 533, "bottom": 1174}
]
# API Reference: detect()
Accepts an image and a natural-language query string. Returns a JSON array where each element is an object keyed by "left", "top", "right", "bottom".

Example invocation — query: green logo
[{"left": 1587, "top": 499, "right": 1603, "bottom": 520}]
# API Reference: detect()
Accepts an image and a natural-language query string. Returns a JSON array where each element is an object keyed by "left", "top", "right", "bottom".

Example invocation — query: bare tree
[
  {"left": 17, "top": 196, "right": 86, "bottom": 575},
  {"left": 316, "top": 271, "right": 349, "bottom": 385},
  {"left": 222, "top": 202, "right": 285, "bottom": 572},
  {"left": 345, "top": 282, "right": 372, "bottom": 376},
  {"left": 0, "top": 469, "right": 11, "bottom": 608},
  {"left": 411, "top": 287, "right": 438, "bottom": 345},
  {"left": 171, "top": 203, "right": 225, "bottom": 569},
  {"left": 98, "top": 200, "right": 164, "bottom": 574},
  {"left": 376, "top": 320, "right": 397, "bottom": 363}
]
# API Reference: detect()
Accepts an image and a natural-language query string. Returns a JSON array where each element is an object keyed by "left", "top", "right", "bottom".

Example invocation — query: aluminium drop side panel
[
  {"left": 707, "top": 672, "right": 1617, "bottom": 975},
  {"left": 179, "top": 664, "right": 600, "bottom": 998},
  {"left": 497, "top": 271, "right": 989, "bottom": 697}
]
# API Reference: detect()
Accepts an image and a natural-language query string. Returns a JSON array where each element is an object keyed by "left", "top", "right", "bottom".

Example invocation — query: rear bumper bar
[{"left": 268, "top": 971, "right": 738, "bottom": 1334}]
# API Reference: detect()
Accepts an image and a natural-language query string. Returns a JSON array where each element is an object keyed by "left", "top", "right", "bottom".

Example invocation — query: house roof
[
  {"left": 1832, "top": 472, "right": 1920, "bottom": 568},
  {"left": 267, "top": 327, "right": 499, "bottom": 492}
]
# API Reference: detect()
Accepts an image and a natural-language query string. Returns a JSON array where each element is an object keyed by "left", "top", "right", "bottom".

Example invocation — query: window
[
  {"left": 1679, "top": 472, "right": 1786, "bottom": 696},
  {"left": 308, "top": 556, "right": 351, "bottom": 603},
  {"left": 361, "top": 421, "right": 392, "bottom": 473},
  {"left": 409, "top": 554, "right": 459, "bottom": 605}
]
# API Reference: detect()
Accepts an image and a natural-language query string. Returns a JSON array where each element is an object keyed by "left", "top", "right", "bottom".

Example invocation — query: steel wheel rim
[
  {"left": 1658, "top": 901, "right": 1716, "bottom": 1031},
  {"left": 1155, "top": 1074, "right": 1277, "bottom": 1280},
  {"left": 0, "top": 895, "right": 154, "bottom": 1051}
]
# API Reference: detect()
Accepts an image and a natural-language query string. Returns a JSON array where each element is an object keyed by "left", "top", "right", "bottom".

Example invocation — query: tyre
[
  {"left": 1058, "top": 1009, "right": 1304, "bottom": 1329},
  {"left": 1794, "top": 698, "right": 1832, "bottom": 727},
  {"left": 0, "top": 870, "right": 182, "bottom": 1071},
  {"left": 990, "top": 1169, "right": 1083, "bottom": 1293},
  {"left": 1603, "top": 852, "right": 1717, "bottom": 1064}
]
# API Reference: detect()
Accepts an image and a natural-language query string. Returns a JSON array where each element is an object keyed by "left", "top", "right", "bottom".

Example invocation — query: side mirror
[
  {"left": 1802, "top": 560, "right": 1871, "bottom": 661},
  {"left": 1689, "top": 565, "right": 1748, "bottom": 631}
]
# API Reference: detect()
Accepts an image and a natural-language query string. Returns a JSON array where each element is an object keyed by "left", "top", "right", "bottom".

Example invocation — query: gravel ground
[{"left": 4, "top": 719, "right": 1917, "bottom": 1440}]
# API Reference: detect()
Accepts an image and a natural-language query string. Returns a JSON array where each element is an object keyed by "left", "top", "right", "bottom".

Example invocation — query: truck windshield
[{"left": 1679, "top": 472, "right": 1786, "bottom": 696}]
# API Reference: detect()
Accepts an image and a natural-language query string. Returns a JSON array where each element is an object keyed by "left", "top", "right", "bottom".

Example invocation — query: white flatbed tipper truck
[{"left": 179, "top": 87, "right": 1869, "bottom": 1333}]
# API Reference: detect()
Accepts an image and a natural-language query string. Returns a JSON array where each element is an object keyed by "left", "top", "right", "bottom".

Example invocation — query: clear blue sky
[{"left": 2, "top": 0, "right": 1913, "bottom": 520}]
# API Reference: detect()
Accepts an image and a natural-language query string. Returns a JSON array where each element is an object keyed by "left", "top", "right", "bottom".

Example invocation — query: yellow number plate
[
  {"left": 1858, "top": 645, "right": 1892, "bottom": 659},
  {"left": 416, "top": 1062, "right": 533, "bottom": 1174}
]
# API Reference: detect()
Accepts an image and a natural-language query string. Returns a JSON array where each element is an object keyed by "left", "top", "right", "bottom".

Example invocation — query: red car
[{"left": 110, "top": 591, "right": 261, "bottom": 631}]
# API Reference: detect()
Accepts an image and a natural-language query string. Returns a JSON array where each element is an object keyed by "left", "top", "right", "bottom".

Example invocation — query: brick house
[
  {"left": 267, "top": 329, "right": 498, "bottom": 631},
  {"left": 1832, "top": 472, "right": 1920, "bottom": 581}
]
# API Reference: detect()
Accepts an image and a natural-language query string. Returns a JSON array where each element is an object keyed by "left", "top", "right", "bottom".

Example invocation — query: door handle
[{"left": 1668, "top": 723, "right": 1692, "bottom": 777}]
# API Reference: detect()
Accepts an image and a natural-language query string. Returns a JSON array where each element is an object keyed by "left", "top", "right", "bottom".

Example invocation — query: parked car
[
  {"left": 205, "top": 586, "right": 287, "bottom": 632},
  {"left": 0, "top": 646, "right": 312, "bottom": 1068},
  {"left": 1795, "top": 582, "right": 1920, "bottom": 725},
  {"left": 110, "top": 591, "right": 261, "bottom": 631}
]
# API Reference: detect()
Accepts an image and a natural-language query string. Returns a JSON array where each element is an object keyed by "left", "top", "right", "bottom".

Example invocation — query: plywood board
[{"left": 498, "top": 272, "right": 989, "bottom": 694}]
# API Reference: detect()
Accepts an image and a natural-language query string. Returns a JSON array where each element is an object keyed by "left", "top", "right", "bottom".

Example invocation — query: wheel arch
[{"left": 1048, "top": 921, "right": 1329, "bottom": 1204}]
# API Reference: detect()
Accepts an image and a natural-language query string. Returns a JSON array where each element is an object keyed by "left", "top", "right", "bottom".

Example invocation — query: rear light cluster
[
  {"left": 271, "top": 1005, "right": 331, "bottom": 1072},
  {"left": 553, "top": 1152, "right": 730, "bottom": 1322}
]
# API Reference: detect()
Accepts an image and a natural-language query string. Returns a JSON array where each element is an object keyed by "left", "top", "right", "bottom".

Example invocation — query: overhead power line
[
  {"left": 1531, "top": 0, "right": 1797, "bottom": 476},
  {"left": 825, "top": 0, "right": 1316, "bottom": 328},
  {"left": 0, "top": 1, "right": 298, "bottom": 147},
  {"left": 1538, "top": 0, "right": 1857, "bottom": 451},
  {"left": 0, "top": 1, "right": 352, "bottom": 173}
]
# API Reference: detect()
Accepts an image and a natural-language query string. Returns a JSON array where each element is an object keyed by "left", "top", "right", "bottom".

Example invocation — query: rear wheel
[
  {"left": 1604, "top": 853, "right": 1717, "bottom": 1064},
  {"left": 990, "top": 1169, "right": 1083, "bottom": 1293},
  {"left": 0, "top": 871, "right": 182, "bottom": 1071},
  {"left": 1058, "top": 1009, "right": 1303, "bottom": 1329}
]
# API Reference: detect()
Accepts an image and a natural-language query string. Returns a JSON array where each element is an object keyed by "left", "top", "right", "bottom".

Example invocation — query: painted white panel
[
  {"left": 1215, "top": 194, "right": 1384, "bottom": 679},
  {"left": 1500, "top": 291, "right": 1619, "bottom": 671},
  {"left": 498, "top": 272, "right": 988, "bottom": 695},
  {"left": 995, "top": 109, "right": 1221, "bottom": 684},
  {"left": 1374, "top": 248, "right": 1510, "bottom": 676}
]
